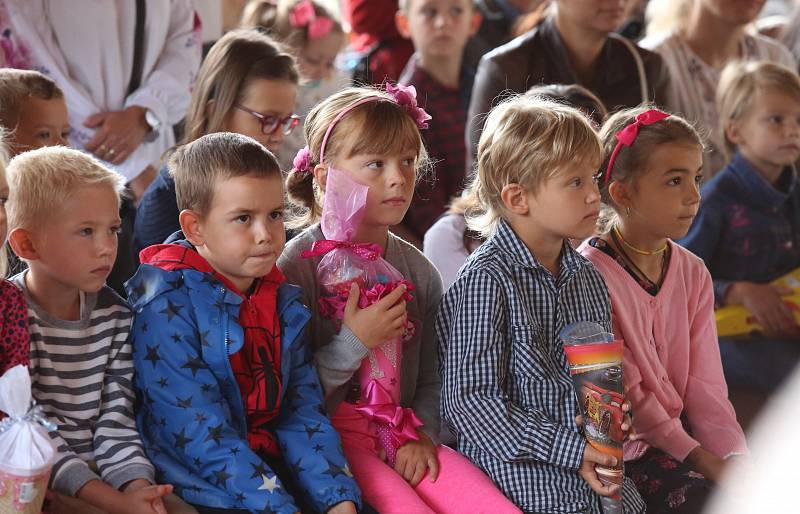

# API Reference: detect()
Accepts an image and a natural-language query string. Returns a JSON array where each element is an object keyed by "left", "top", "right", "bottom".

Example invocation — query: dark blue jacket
[
  {"left": 134, "top": 165, "right": 179, "bottom": 253},
  {"left": 126, "top": 239, "right": 361, "bottom": 513}
]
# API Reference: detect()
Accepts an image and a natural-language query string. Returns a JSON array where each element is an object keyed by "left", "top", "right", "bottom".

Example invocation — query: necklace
[
  {"left": 609, "top": 229, "right": 669, "bottom": 290},
  {"left": 611, "top": 225, "right": 668, "bottom": 256}
]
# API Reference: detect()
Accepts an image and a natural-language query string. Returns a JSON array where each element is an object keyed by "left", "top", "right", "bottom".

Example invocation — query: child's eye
[
  {"left": 61, "top": 131, "right": 70, "bottom": 140},
  {"left": 268, "top": 211, "right": 284, "bottom": 221},
  {"left": 79, "top": 227, "right": 93, "bottom": 236},
  {"left": 401, "top": 157, "right": 416, "bottom": 167},
  {"left": 235, "top": 214, "right": 250, "bottom": 224},
  {"left": 769, "top": 115, "right": 784, "bottom": 124},
  {"left": 569, "top": 178, "right": 582, "bottom": 187},
  {"left": 694, "top": 173, "right": 703, "bottom": 184},
  {"left": 421, "top": 7, "right": 437, "bottom": 18},
  {"left": 36, "top": 131, "right": 51, "bottom": 141},
  {"left": 0, "top": 197, "right": 7, "bottom": 206},
  {"left": 667, "top": 177, "right": 681, "bottom": 186},
  {"left": 366, "top": 160, "right": 384, "bottom": 170},
  {"left": 450, "top": 6, "right": 464, "bottom": 16},
  {"left": 110, "top": 225, "right": 122, "bottom": 235}
]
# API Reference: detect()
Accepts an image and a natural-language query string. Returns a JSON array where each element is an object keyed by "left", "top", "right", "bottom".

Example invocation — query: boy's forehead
[
  {"left": 49, "top": 184, "right": 120, "bottom": 223},
  {"left": 209, "top": 173, "right": 283, "bottom": 208}
]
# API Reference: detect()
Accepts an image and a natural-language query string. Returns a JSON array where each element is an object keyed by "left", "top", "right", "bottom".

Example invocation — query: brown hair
[
  {"left": 0, "top": 69, "right": 64, "bottom": 131},
  {"left": 525, "top": 83, "right": 608, "bottom": 127},
  {"left": 240, "top": 0, "right": 342, "bottom": 51},
  {"left": 466, "top": 95, "right": 603, "bottom": 237},
  {"left": 170, "top": 132, "right": 281, "bottom": 216},
  {"left": 285, "top": 87, "right": 427, "bottom": 228},
  {"left": 7, "top": 146, "right": 125, "bottom": 232},
  {"left": 598, "top": 105, "right": 702, "bottom": 227},
  {"left": 182, "top": 29, "right": 299, "bottom": 145},
  {"left": 717, "top": 60, "right": 800, "bottom": 159}
]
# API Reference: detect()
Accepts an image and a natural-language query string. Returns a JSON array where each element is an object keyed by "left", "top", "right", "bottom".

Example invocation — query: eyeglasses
[{"left": 234, "top": 104, "right": 300, "bottom": 136}]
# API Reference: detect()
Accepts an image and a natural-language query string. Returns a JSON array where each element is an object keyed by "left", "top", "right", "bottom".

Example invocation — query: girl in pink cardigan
[{"left": 578, "top": 106, "right": 747, "bottom": 514}]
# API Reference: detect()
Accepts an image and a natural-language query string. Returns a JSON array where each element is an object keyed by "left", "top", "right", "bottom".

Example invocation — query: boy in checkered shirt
[{"left": 435, "top": 96, "right": 645, "bottom": 513}]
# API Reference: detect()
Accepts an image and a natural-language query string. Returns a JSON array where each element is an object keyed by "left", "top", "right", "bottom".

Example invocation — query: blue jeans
[{"left": 719, "top": 337, "right": 800, "bottom": 392}]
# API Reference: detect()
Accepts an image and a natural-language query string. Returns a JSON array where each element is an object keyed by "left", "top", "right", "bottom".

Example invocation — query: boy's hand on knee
[
  {"left": 343, "top": 283, "right": 408, "bottom": 349},
  {"left": 578, "top": 445, "right": 619, "bottom": 497},
  {"left": 327, "top": 501, "right": 358, "bottom": 514},
  {"left": 395, "top": 430, "right": 439, "bottom": 487}
]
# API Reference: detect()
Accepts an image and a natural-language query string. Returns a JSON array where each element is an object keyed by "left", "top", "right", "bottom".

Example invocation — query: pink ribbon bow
[
  {"left": 289, "top": 0, "right": 335, "bottom": 39},
  {"left": 355, "top": 380, "right": 423, "bottom": 465},
  {"left": 601, "top": 109, "right": 670, "bottom": 186},
  {"left": 293, "top": 146, "right": 312, "bottom": 173},
  {"left": 300, "top": 239, "right": 383, "bottom": 261}
]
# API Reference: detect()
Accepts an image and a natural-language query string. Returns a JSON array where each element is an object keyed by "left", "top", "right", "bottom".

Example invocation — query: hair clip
[{"left": 385, "top": 83, "right": 431, "bottom": 130}]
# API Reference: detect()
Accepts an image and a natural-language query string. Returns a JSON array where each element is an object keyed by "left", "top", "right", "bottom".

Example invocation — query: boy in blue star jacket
[{"left": 126, "top": 133, "right": 361, "bottom": 514}]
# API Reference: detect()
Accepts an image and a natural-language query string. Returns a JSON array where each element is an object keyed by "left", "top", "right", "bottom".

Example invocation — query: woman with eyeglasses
[{"left": 134, "top": 28, "right": 301, "bottom": 252}]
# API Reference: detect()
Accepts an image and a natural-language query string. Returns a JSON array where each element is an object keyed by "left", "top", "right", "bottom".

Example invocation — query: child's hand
[
  {"left": 686, "top": 446, "right": 727, "bottom": 483},
  {"left": 578, "top": 445, "right": 619, "bottom": 497},
  {"left": 327, "top": 501, "right": 358, "bottom": 514},
  {"left": 395, "top": 430, "right": 439, "bottom": 487},
  {"left": 119, "top": 483, "right": 172, "bottom": 514},
  {"left": 727, "top": 282, "right": 800, "bottom": 336},
  {"left": 621, "top": 401, "right": 636, "bottom": 442},
  {"left": 343, "top": 282, "right": 408, "bottom": 349}
]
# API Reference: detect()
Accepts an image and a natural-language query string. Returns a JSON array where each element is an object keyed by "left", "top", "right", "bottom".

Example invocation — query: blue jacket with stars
[{"left": 126, "top": 239, "right": 361, "bottom": 514}]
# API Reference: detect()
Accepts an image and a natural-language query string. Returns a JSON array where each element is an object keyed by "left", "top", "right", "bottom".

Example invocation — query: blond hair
[
  {"left": 285, "top": 86, "right": 427, "bottom": 229},
  {"left": 241, "top": 0, "right": 343, "bottom": 52},
  {"left": 718, "top": 60, "right": 800, "bottom": 159},
  {"left": 0, "top": 69, "right": 64, "bottom": 133},
  {"left": 170, "top": 132, "right": 281, "bottom": 217},
  {"left": 465, "top": 95, "right": 603, "bottom": 238},
  {"left": 7, "top": 147, "right": 125, "bottom": 232}
]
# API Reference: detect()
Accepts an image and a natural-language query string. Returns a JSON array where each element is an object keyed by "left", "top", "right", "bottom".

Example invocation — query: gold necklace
[{"left": 611, "top": 225, "right": 668, "bottom": 256}]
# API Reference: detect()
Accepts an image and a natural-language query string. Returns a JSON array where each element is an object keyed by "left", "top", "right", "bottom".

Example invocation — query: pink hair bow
[
  {"left": 289, "top": 0, "right": 335, "bottom": 39},
  {"left": 300, "top": 239, "right": 383, "bottom": 261},
  {"left": 293, "top": 146, "right": 312, "bottom": 173},
  {"left": 602, "top": 109, "right": 670, "bottom": 186},
  {"left": 355, "top": 380, "right": 423, "bottom": 465},
  {"left": 386, "top": 83, "right": 432, "bottom": 130}
]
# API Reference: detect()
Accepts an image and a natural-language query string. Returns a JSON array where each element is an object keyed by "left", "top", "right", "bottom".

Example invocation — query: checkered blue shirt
[{"left": 436, "top": 220, "right": 645, "bottom": 514}]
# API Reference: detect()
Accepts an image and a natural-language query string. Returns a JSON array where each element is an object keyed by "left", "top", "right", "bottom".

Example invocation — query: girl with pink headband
[
  {"left": 578, "top": 106, "right": 747, "bottom": 513},
  {"left": 240, "top": 0, "right": 351, "bottom": 172},
  {"left": 279, "top": 85, "right": 520, "bottom": 514}
]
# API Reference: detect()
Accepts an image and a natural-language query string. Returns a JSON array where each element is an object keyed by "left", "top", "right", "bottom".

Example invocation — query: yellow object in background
[{"left": 715, "top": 268, "right": 800, "bottom": 337}]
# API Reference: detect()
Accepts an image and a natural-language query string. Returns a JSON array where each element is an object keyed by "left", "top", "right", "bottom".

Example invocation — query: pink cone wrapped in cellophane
[{"left": 301, "top": 167, "right": 421, "bottom": 465}]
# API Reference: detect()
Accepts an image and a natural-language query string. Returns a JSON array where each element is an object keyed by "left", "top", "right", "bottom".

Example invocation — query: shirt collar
[
  {"left": 491, "top": 219, "right": 586, "bottom": 277},
  {"left": 729, "top": 152, "right": 797, "bottom": 210}
]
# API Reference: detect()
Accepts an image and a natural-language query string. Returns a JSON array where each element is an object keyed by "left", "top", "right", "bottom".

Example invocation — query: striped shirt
[
  {"left": 435, "top": 220, "right": 644, "bottom": 514},
  {"left": 13, "top": 272, "right": 154, "bottom": 496}
]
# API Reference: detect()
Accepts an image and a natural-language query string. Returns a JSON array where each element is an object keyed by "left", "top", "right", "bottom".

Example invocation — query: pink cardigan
[{"left": 578, "top": 240, "right": 747, "bottom": 462}]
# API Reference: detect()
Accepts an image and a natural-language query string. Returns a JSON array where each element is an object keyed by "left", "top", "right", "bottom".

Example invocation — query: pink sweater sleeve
[{"left": 683, "top": 267, "right": 748, "bottom": 458}]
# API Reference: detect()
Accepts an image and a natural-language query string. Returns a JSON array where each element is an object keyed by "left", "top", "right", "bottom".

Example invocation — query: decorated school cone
[
  {"left": 301, "top": 167, "right": 421, "bottom": 466},
  {"left": 0, "top": 365, "right": 57, "bottom": 514},
  {"left": 560, "top": 322, "right": 625, "bottom": 514}
]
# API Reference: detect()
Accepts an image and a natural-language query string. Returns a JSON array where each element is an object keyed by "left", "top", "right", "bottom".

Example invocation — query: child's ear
[
  {"left": 312, "top": 164, "right": 328, "bottom": 193},
  {"left": 725, "top": 120, "right": 745, "bottom": 148},
  {"left": 469, "top": 10, "right": 483, "bottom": 36},
  {"left": 179, "top": 209, "right": 205, "bottom": 247},
  {"left": 395, "top": 9, "right": 411, "bottom": 39},
  {"left": 500, "top": 183, "right": 530, "bottom": 215},
  {"left": 8, "top": 228, "right": 39, "bottom": 261},
  {"left": 607, "top": 181, "right": 632, "bottom": 214}
]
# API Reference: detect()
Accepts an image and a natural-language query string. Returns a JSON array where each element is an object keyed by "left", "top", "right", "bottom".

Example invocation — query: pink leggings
[{"left": 342, "top": 436, "right": 521, "bottom": 514}]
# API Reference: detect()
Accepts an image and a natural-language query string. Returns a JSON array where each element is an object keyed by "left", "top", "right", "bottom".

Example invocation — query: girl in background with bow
[
  {"left": 278, "top": 86, "right": 519, "bottom": 514},
  {"left": 241, "top": 0, "right": 351, "bottom": 172},
  {"left": 577, "top": 106, "right": 747, "bottom": 514}
]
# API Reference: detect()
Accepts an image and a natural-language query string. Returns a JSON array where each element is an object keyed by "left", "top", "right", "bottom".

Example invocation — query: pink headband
[
  {"left": 290, "top": 0, "right": 334, "bottom": 40},
  {"left": 601, "top": 109, "right": 670, "bottom": 186},
  {"left": 293, "top": 83, "right": 431, "bottom": 173}
]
